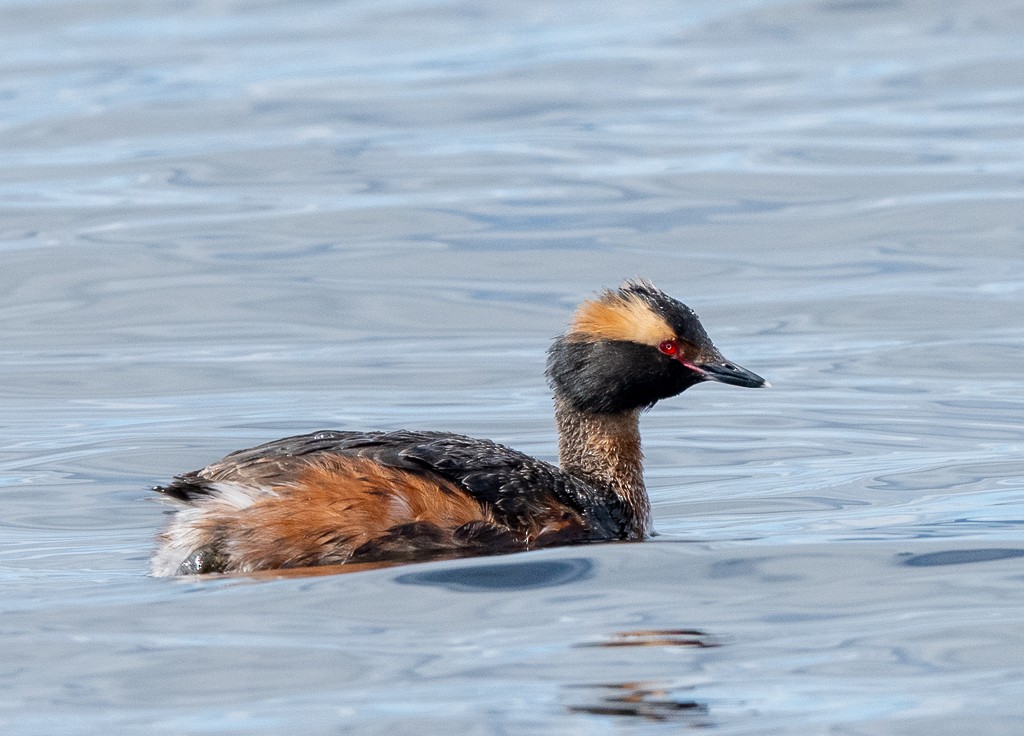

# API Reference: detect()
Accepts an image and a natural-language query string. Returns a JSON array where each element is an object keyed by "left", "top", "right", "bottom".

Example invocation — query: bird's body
[
  {"left": 151, "top": 429, "right": 629, "bottom": 575},
  {"left": 152, "top": 280, "right": 766, "bottom": 576}
]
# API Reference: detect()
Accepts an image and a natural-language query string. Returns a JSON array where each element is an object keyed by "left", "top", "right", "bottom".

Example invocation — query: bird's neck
[{"left": 553, "top": 396, "right": 650, "bottom": 536}]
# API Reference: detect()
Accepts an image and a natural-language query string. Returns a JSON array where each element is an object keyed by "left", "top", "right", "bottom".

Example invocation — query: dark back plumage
[{"left": 160, "top": 430, "right": 631, "bottom": 540}]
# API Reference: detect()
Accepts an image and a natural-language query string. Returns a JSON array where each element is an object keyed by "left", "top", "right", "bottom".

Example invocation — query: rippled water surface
[{"left": 3, "top": 0, "right": 1024, "bottom": 733}]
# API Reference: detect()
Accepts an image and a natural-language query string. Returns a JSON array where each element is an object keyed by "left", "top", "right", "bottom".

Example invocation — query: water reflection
[
  {"left": 899, "top": 548, "right": 1024, "bottom": 567},
  {"left": 578, "top": 628, "right": 721, "bottom": 649},
  {"left": 566, "top": 681, "right": 710, "bottom": 724},
  {"left": 394, "top": 557, "right": 594, "bottom": 591},
  {"left": 568, "top": 630, "right": 718, "bottom": 723}
]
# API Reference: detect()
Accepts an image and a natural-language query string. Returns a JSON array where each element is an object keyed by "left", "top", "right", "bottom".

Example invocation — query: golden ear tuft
[{"left": 569, "top": 288, "right": 674, "bottom": 346}]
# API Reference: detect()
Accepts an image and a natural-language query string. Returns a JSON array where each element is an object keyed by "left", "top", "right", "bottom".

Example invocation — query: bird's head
[{"left": 546, "top": 279, "right": 767, "bottom": 414}]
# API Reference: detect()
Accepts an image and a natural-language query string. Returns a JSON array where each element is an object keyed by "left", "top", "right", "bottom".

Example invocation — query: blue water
[{"left": 2, "top": 0, "right": 1024, "bottom": 733}]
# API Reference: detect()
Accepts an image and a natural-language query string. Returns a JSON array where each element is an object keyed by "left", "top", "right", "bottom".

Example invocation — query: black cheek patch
[{"left": 547, "top": 339, "right": 701, "bottom": 414}]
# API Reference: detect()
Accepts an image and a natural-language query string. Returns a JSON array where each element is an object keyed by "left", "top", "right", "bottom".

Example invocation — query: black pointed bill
[{"left": 695, "top": 357, "right": 768, "bottom": 388}]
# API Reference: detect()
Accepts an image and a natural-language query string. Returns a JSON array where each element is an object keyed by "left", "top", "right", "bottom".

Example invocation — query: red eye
[{"left": 658, "top": 340, "right": 679, "bottom": 356}]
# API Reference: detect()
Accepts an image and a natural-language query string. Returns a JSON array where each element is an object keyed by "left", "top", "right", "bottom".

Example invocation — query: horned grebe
[{"left": 151, "top": 280, "right": 766, "bottom": 576}]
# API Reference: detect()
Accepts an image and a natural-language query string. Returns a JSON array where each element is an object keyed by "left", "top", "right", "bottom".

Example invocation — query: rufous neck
[{"left": 553, "top": 396, "right": 650, "bottom": 536}]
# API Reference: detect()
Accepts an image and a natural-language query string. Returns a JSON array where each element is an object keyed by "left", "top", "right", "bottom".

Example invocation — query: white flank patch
[
  {"left": 149, "top": 482, "right": 277, "bottom": 576},
  {"left": 204, "top": 481, "right": 276, "bottom": 510}
]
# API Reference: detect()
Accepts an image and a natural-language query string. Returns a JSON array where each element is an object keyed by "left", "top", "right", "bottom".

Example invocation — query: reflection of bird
[{"left": 151, "top": 280, "right": 766, "bottom": 576}]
